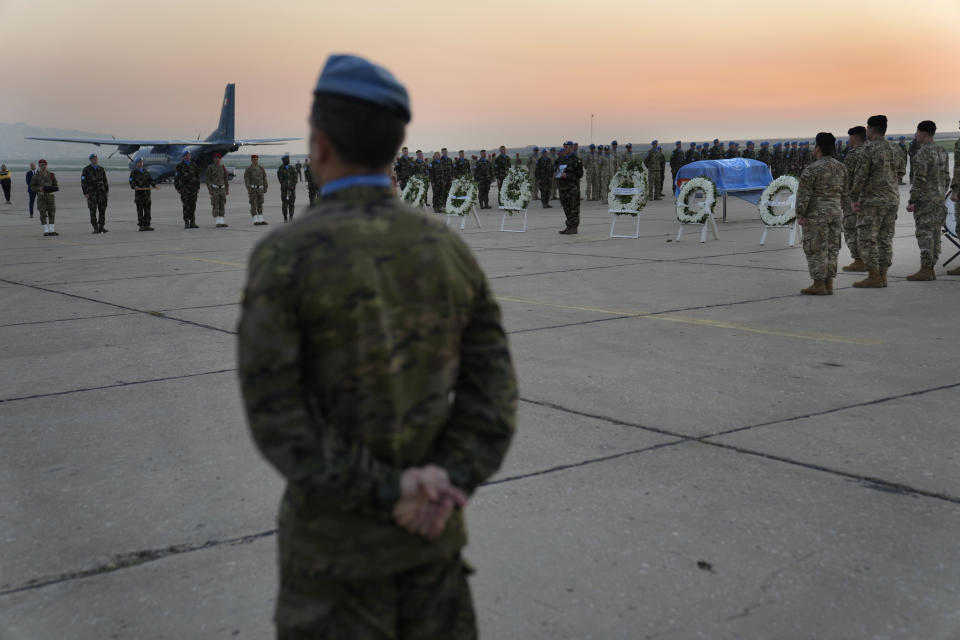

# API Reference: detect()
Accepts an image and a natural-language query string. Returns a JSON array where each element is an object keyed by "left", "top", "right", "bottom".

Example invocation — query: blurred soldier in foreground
[
  {"left": 244, "top": 154, "right": 269, "bottom": 225},
  {"left": 473, "top": 149, "right": 493, "bottom": 208},
  {"left": 174, "top": 151, "right": 200, "bottom": 229},
  {"left": 277, "top": 153, "right": 299, "bottom": 222},
  {"left": 31, "top": 159, "right": 58, "bottom": 236},
  {"left": 81, "top": 153, "right": 109, "bottom": 233},
  {"left": 841, "top": 126, "right": 868, "bottom": 273},
  {"left": 535, "top": 147, "right": 553, "bottom": 208},
  {"left": 849, "top": 115, "right": 900, "bottom": 288},
  {"left": 129, "top": 157, "right": 156, "bottom": 231},
  {"left": 205, "top": 153, "right": 229, "bottom": 228},
  {"left": 904, "top": 120, "right": 949, "bottom": 281},
  {"left": 796, "top": 133, "right": 845, "bottom": 295},
  {"left": 237, "top": 53, "right": 516, "bottom": 640},
  {"left": 556, "top": 140, "right": 583, "bottom": 234}
]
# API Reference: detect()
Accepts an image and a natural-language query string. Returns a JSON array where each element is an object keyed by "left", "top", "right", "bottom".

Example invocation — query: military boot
[
  {"left": 947, "top": 266, "right": 960, "bottom": 276},
  {"left": 99, "top": 224, "right": 108, "bottom": 233},
  {"left": 188, "top": 217, "right": 199, "bottom": 229},
  {"left": 852, "top": 270, "right": 884, "bottom": 288},
  {"left": 824, "top": 278, "right": 834, "bottom": 294},
  {"left": 184, "top": 219, "right": 191, "bottom": 229},
  {"left": 880, "top": 267, "right": 888, "bottom": 287},
  {"left": 801, "top": 280, "right": 828, "bottom": 295},
  {"left": 905, "top": 266, "right": 935, "bottom": 281},
  {"left": 842, "top": 259, "right": 868, "bottom": 272}
]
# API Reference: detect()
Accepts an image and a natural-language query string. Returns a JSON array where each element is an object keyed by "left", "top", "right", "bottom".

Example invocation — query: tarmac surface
[{"left": 1, "top": 170, "right": 959, "bottom": 639}]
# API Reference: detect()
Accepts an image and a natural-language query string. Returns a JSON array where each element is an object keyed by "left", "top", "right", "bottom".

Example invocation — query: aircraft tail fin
[{"left": 207, "top": 84, "right": 235, "bottom": 142}]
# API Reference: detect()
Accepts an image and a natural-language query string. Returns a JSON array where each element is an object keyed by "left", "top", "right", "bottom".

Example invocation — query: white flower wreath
[
  {"left": 499, "top": 167, "right": 532, "bottom": 212},
  {"left": 676, "top": 176, "right": 717, "bottom": 224},
  {"left": 444, "top": 176, "right": 479, "bottom": 216},
  {"left": 607, "top": 164, "right": 649, "bottom": 216},
  {"left": 401, "top": 175, "right": 429, "bottom": 207},
  {"left": 758, "top": 175, "right": 799, "bottom": 226}
]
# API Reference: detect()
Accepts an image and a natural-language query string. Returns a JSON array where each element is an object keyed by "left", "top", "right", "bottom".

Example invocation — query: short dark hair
[
  {"left": 311, "top": 93, "right": 405, "bottom": 169},
  {"left": 815, "top": 132, "right": 836, "bottom": 156},
  {"left": 847, "top": 126, "right": 866, "bottom": 139},
  {"left": 866, "top": 115, "right": 888, "bottom": 134},
  {"left": 917, "top": 120, "right": 936, "bottom": 134}
]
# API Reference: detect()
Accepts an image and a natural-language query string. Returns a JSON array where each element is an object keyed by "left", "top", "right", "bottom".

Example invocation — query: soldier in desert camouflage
[
  {"left": 904, "top": 120, "right": 950, "bottom": 281},
  {"left": 795, "top": 132, "right": 847, "bottom": 295}
]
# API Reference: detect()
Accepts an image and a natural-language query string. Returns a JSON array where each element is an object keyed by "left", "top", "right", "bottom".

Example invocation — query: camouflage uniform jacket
[
  {"left": 174, "top": 161, "right": 200, "bottom": 194},
  {"left": 756, "top": 148, "right": 770, "bottom": 165},
  {"left": 205, "top": 163, "right": 229, "bottom": 194},
  {"left": 684, "top": 149, "right": 698, "bottom": 165},
  {"left": 454, "top": 157, "right": 470, "bottom": 177},
  {"left": 554, "top": 153, "right": 583, "bottom": 186},
  {"left": 31, "top": 170, "right": 58, "bottom": 199},
  {"left": 583, "top": 153, "right": 597, "bottom": 175},
  {"left": 395, "top": 156, "right": 413, "bottom": 183},
  {"left": 657, "top": 150, "right": 666, "bottom": 174},
  {"left": 908, "top": 141, "right": 949, "bottom": 204},
  {"left": 535, "top": 156, "right": 552, "bottom": 181},
  {"left": 493, "top": 154, "right": 511, "bottom": 180},
  {"left": 643, "top": 150, "right": 657, "bottom": 173},
  {"left": 429, "top": 158, "right": 443, "bottom": 185},
  {"left": 237, "top": 185, "right": 517, "bottom": 579},
  {"left": 129, "top": 168, "right": 155, "bottom": 190},
  {"left": 473, "top": 158, "right": 493, "bottom": 183},
  {"left": 841, "top": 145, "right": 865, "bottom": 212},
  {"left": 277, "top": 164, "right": 298, "bottom": 191},
  {"left": 709, "top": 146, "right": 723, "bottom": 160},
  {"left": 440, "top": 157, "right": 454, "bottom": 184},
  {"left": 888, "top": 141, "right": 906, "bottom": 182},
  {"left": 244, "top": 165, "right": 268, "bottom": 193},
  {"left": 81, "top": 164, "right": 109, "bottom": 196},
  {"left": 795, "top": 157, "right": 847, "bottom": 221},
  {"left": 411, "top": 159, "right": 428, "bottom": 177},
  {"left": 669, "top": 149, "right": 685, "bottom": 171},
  {"left": 741, "top": 149, "right": 756, "bottom": 160},
  {"left": 850, "top": 138, "right": 900, "bottom": 206}
]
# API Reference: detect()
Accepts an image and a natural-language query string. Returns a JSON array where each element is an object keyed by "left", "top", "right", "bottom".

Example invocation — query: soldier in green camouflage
[
  {"left": 583, "top": 144, "right": 598, "bottom": 200},
  {"left": 741, "top": 141, "right": 756, "bottom": 160},
  {"left": 849, "top": 115, "right": 901, "bottom": 288},
  {"left": 277, "top": 153, "right": 299, "bottom": 222},
  {"left": 683, "top": 142, "right": 697, "bottom": 166},
  {"left": 129, "top": 157, "right": 156, "bottom": 231},
  {"left": 440, "top": 148, "right": 454, "bottom": 206},
  {"left": 795, "top": 133, "right": 847, "bottom": 295},
  {"left": 525, "top": 147, "right": 539, "bottom": 200},
  {"left": 656, "top": 145, "right": 666, "bottom": 198},
  {"left": 238, "top": 54, "right": 516, "bottom": 640},
  {"left": 429, "top": 152, "right": 444, "bottom": 212},
  {"left": 904, "top": 121, "right": 950, "bottom": 281},
  {"left": 31, "top": 159, "right": 59, "bottom": 236},
  {"left": 395, "top": 147, "right": 413, "bottom": 190},
  {"left": 550, "top": 147, "right": 560, "bottom": 199},
  {"left": 205, "top": 153, "right": 230, "bottom": 228},
  {"left": 841, "top": 127, "right": 867, "bottom": 272},
  {"left": 535, "top": 148, "right": 553, "bottom": 208},
  {"left": 643, "top": 142, "right": 659, "bottom": 200},
  {"left": 245, "top": 154, "right": 269, "bottom": 225},
  {"left": 556, "top": 141, "right": 583, "bottom": 233},
  {"left": 493, "top": 145, "right": 510, "bottom": 194},
  {"left": 174, "top": 151, "right": 201, "bottom": 229},
  {"left": 81, "top": 153, "right": 110, "bottom": 233},
  {"left": 473, "top": 150, "right": 493, "bottom": 209},
  {"left": 454, "top": 150, "right": 471, "bottom": 178},
  {"left": 757, "top": 142, "right": 770, "bottom": 166},
  {"left": 600, "top": 146, "right": 615, "bottom": 202}
]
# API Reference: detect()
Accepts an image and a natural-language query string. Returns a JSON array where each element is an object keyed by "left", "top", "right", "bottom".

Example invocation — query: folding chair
[{"left": 943, "top": 194, "right": 959, "bottom": 268}]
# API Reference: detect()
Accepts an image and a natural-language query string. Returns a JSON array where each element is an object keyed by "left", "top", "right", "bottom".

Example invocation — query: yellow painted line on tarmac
[
  {"left": 496, "top": 295, "right": 881, "bottom": 345},
  {"left": 160, "top": 254, "right": 246, "bottom": 268}
]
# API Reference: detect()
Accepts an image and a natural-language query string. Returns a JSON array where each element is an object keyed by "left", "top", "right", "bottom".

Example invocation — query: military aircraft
[{"left": 26, "top": 84, "right": 299, "bottom": 181}]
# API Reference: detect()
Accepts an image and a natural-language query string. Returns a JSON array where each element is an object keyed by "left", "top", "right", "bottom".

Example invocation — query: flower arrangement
[
  {"left": 758, "top": 175, "right": 799, "bottom": 226},
  {"left": 676, "top": 176, "right": 717, "bottom": 224},
  {"left": 607, "top": 160, "right": 649, "bottom": 216},
  {"left": 499, "top": 167, "right": 532, "bottom": 212},
  {"left": 401, "top": 174, "right": 429, "bottom": 207},
  {"left": 444, "top": 176, "right": 479, "bottom": 216}
]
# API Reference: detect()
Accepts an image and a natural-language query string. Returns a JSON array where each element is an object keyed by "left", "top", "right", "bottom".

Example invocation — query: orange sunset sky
[{"left": 3, "top": 0, "right": 959, "bottom": 154}]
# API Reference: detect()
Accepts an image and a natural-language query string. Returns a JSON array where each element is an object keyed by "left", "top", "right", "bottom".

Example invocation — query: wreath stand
[
  {"left": 446, "top": 196, "right": 482, "bottom": 230},
  {"left": 676, "top": 202, "right": 720, "bottom": 243},
  {"left": 760, "top": 219, "right": 801, "bottom": 246},
  {"left": 610, "top": 213, "right": 641, "bottom": 238},
  {"left": 499, "top": 207, "right": 527, "bottom": 232}
]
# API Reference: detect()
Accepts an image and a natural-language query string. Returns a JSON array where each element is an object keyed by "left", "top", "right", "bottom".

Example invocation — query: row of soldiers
[{"left": 394, "top": 146, "right": 513, "bottom": 210}]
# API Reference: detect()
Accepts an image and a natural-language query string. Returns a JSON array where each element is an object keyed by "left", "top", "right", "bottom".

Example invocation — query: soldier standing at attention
[
  {"left": 600, "top": 146, "right": 615, "bottom": 202},
  {"left": 669, "top": 141, "right": 684, "bottom": 188},
  {"left": 128, "top": 158, "right": 156, "bottom": 231},
  {"left": 609, "top": 140, "right": 620, "bottom": 167},
  {"left": 583, "top": 144, "right": 598, "bottom": 201},
  {"left": 742, "top": 141, "right": 756, "bottom": 160},
  {"left": 849, "top": 115, "right": 901, "bottom": 288},
  {"left": 174, "top": 151, "right": 200, "bottom": 229},
  {"left": 277, "top": 153, "right": 298, "bottom": 222},
  {"left": 295, "top": 160, "right": 303, "bottom": 181},
  {"left": 795, "top": 132, "right": 846, "bottom": 296},
  {"left": 81, "top": 153, "right": 109, "bottom": 234},
  {"left": 623, "top": 143, "right": 635, "bottom": 165},
  {"left": 683, "top": 142, "right": 697, "bottom": 166},
  {"left": 757, "top": 142, "right": 770, "bottom": 165},
  {"left": 643, "top": 142, "right": 659, "bottom": 201},
  {"left": 206, "top": 153, "right": 230, "bottom": 228},
  {"left": 907, "top": 134, "right": 920, "bottom": 184},
  {"left": 429, "top": 151, "right": 444, "bottom": 212},
  {"left": 31, "top": 159, "right": 58, "bottom": 236},
  {"left": 555, "top": 140, "right": 583, "bottom": 234},
  {"left": 304, "top": 157, "right": 318, "bottom": 206},
  {"left": 412, "top": 149, "right": 427, "bottom": 177},
  {"left": 394, "top": 146, "right": 413, "bottom": 190},
  {"left": 535, "top": 148, "right": 554, "bottom": 208},
  {"left": 237, "top": 54, "right": 516, "bottom": 640},
  {"left": 473, "top": 150, "right": 493, "bottom": 209},
  {"left": 904, "top": 121, "right": 950, "bottom": 281},
  {"left": 455, "top": 150, "right": 470, "bottom": 178},
  {"left": 0, "top": 164, "right": 11, "bottom": 204},
  {"left": 549, "top": 147, "right": 560, "bottom": 199},
  {"left": 841, "top": 126, "right": 868, "bottom": 273},
  {"left": 656, "top": 145, "right": 666, "bottom": 198},
  {"left": 897, "top": 136, "right": 908, "bottom": 184},
  {"left": 440, "top": 148, "right": 454, "bottom": 205},
  {"left": 26, "top": 162, "right": 37, "bottom": 218},
  {"left": 493, "top": 145, "right": 510, "bottom": 195},
  {"left": 244, "top": 154, "right": 269, "bottom": 225},
  {"left": 525, "top": 146, "right": 539, "bottom": 200},
  {"left": 888, "top": 137, "right": 907, "bottom": 185}
]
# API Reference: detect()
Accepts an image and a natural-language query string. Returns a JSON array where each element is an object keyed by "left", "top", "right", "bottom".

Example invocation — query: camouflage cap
[{"left": 313, "top": 54, "right": 411, "bottom": 123}]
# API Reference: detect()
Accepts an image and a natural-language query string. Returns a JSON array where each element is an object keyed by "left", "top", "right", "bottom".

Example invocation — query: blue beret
[
  {"left": 89, "top": 153, "right": 97, "bottom": 159},
  {"left": 747, "top": 141, "right": 753, "bottom": 145},
  {"left": 550, "top": 147, "right": 556, "bottom": 151},
  {"left": 282, "top": 152, "right": 290, "bottom": 158},
  {"left": 183, "top": 150, "right": 190, "bottom": 156},
  {"left": 611, "top": 140, "right": 618, "bottom": 145},
  {"left": 651, "top": 139, "right": 658, "bottom": 144},
  {"left": 886, "top": 137, "right": 893, "bottom": 140},
  {"left": 761, "top": 141, "right": 769, "bottom": 146},
  {"left": 564, "top": 140, "right": 573, "bottom": 145},
  {"left": 675, "top": 141, "right": 681, "bottom": 145},
  {"left": 899, "top": 136, "right": 905, "bottom": 140},
  {"left": 314, "top": 54, "right": 411, "bottom": 123},
  {"left": 589, "top": 144, "right": 595, "bottom": 148},
  {"left": 689, "top": 142, "right": 695, "bottom": 146},
  {"left": 713, "top": 138, "right": 719, "bottom": 143}
]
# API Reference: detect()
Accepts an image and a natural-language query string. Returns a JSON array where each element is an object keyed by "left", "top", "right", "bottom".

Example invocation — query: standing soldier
[
  {"left": 429, "top": 151, "right": 444, "bottom": 212},
  {"left": 295, "top": 160, "right": 303, "bottom": 181},
  {"left": 897, "top": 136, "right": 908, "bottom": 185},
  {"left": 128, "top": 157, "right": 156, "bottom": 231},
  {"left": 888, "top": 136, "right": 907, "bottom": 185},
  {"left": 950, "top": 122, "right": 960, "bottom": 276},
  {"left": 549, "top": 147, "right": 560, "bottom": 200},
  {"left": 841, "top": 126, "right": 868, "bottom": 273},
  {"left": 849, "top": 115, "right": 901, "bottom": 288},
  {"left": 455, "top": 150, "right": 470, "bottom": 178},
  {"left": 795, "top": 132, "right": 846, "bottom": 295},
  {"left": 583, "top": 144, "right": 598, "bottom": 201},
  {"left": 81, "top": 153, "right": 109, "bottom": 234},
  {"left": 525, "top": 146, "right": 539, "bottom": 200},
  {"left": 623, "top": 143, "right": 635, "bottom": 165},
  {"left": 643, "top": 142, "right": 659, "bottom": 201},
  {"left": 473, "top": 149, "right": 494, "bottom": 209},
  {"left": 556, "top": 141, "right": 583, "bottom": 234},
  {"left": 599, "top": 146, "right": 615, "bottom": 203},
  {"left": 657, "top": 145, "right": 666, "bottom": 198},
  {"left": 535, "top": 147, "right": 554, "bottom": 208},
  {"left": 708, "top": 139, "right": 721, "bottom": 160},
  {"left": 277, "top": 153, "right": 298, "bottom": 222},
  {"left": 244, "top": 154, "right": 269, "bottom": 225},
  {"left": 0, "top": 164, "right": 11, "bottom": 205},
  {"left": 907, "top": 134, "right": 920, "bottom": 184},
  {"left": 205, "top": 153, "right": 230, "bottom": 228},
  {"left": 304, "top": 157, "right": 318, "bottom": 206},
  {"left": 904, "top": 121, "right": 950, "bottom": 281},
  {"left": 493, "top": 145, "right": 510, "bottom": 196},
  {"left": 26, "top": 162, "right": 37, "bottom": 218},
  {"left": 725, "top": 141, "right": 738, "bottom": 159},
  {"left": 757, "top": 141, "right": 770, "bottom": 166},
  {"left": 669, "top": 141, "right": 684, "bottom": 189},
  {"left": 742, "top": 141, "right": 756, "bottom": 160},
  {"left": 411, "top": 149, "right": 428, "bottom": 177},
  {"left": 31, "top": 159, "right": 59, "bottom": 236},
  {"left": 394, "top": 146, "right": 413, "bottom": 190},
  {"left": 684, "top": 142, "right": 697, "bottom": 166},
  {"left": 174, "top": 151, "right": 201, "bottom": 229},
  {"left": 440, "top": 148, "right": 454, "bottom": 205},
  {"left": 609, "top": 140, "right": 621, "bottom": 167},
  {"left": 237, "top": 54, "right": 516, "bottom": 640}
]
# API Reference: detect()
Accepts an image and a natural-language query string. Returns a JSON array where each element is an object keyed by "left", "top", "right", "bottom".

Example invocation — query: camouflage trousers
[
  {"left": 552, "top": 178, "right": 558, "bottom": 200},
  {"left": 307, "top": 185, "right": 318, "bottom": 206},
  {"left": 248, "top": 189, "right": 264, "bottom": 216},
  {"left": 209, "top": 189, "right": 226, "bottom": 217},
  {"left": 134, "top": 192, "right": 152, "bottom": 226},
  {"left": 841, "top": 210, "right": 859, "bottom": 260},
  {"left": 86, "top": 193, "right": 107, "bottom": 227},
  {"left": 856, "top": 205, "right": 898, "bottom": 271},
  {"left": 37, "top": 194, "right": 55, "bottom": 224},
  {"left": 585, "top": 171, "right": 598, "bottom": 200},
  {"left": 281, "top": 188, "right": 296, "bottom": 218},
  {"left": 590, "top": 172, "right": 603, "bottom": 201},
  {"left": 659, "top": 169, "right": 666, "bottom": 196},
  {"left": 559, "top": 183, "right": 581, "bottom": 228},
  {"left": 537, "top": 179, "right": 552, "bottom": 206},
  {"left": 599, "top": 173, "right": 612, "bottom": 202},
  {"left": 913, "top": 201, "right": 948, "bottom": 268},
  {"left": 802, "top": 215, "right": 841, "bottom": 280},
  {"left": 645, "top": 169, "right": 658, "bottom": 199},
  {"left": 477, "top": 181, "right": 491, "bottom": 208},
  {"left": 275, "top": 555, "right": 476, "bottom": 640},
  {"left": 180, "top": 190, "right": 198, "bottom": 221}
]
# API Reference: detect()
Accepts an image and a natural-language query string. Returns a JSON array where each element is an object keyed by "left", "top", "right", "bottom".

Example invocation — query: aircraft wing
[
  {"left": 25, "top": 136, "right": 229, "bottom": 146},
  {"left": 233, "top": 138, "right": 302, "bottom": 145}
]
